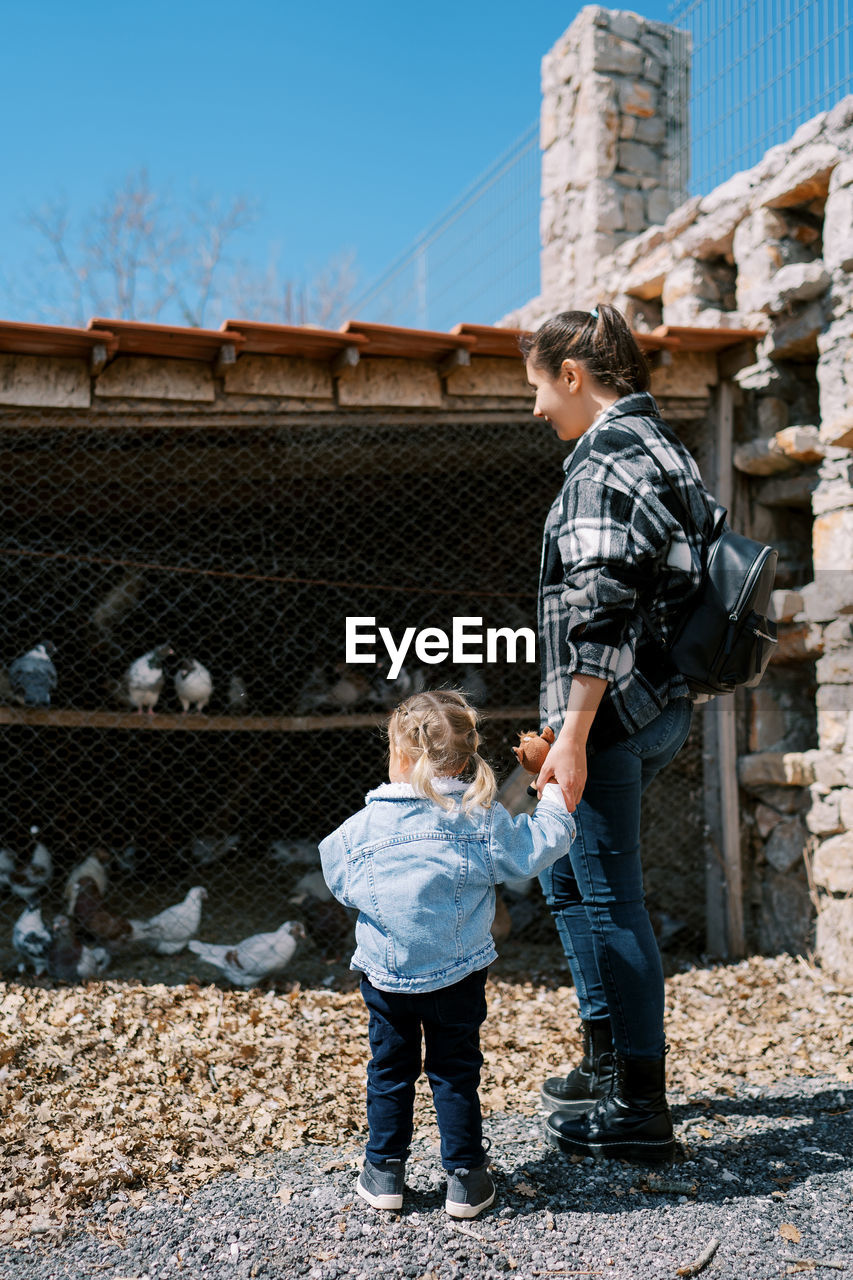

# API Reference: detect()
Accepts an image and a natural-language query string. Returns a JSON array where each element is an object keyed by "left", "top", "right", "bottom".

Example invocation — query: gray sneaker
[
  {"left": 356, "top": 1158, "right": 405, "bottom": 1211},
  {"left": 445, "top": 1162, "right": 496, "bottom": 1219}
]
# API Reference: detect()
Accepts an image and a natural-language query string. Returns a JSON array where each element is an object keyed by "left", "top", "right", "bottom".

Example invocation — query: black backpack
[{"left": 617, "top": 427, "right": 778, "bottom": 696}]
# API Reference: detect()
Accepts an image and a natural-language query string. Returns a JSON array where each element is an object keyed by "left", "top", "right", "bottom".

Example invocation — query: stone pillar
[{"left": 538, "top": 6, "right": 690, "bottom": 314}]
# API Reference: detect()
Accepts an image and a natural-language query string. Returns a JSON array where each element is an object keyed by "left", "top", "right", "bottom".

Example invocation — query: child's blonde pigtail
[
  {"left": 410, "top": 750, "right": 454, "bottom": 811},
  {"left": 462, "top": 751, "right": 497, "bottom": 814}
]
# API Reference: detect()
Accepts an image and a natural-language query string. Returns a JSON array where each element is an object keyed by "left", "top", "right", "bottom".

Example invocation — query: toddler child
[{"left": 319, "top": 689, "right": 575, "bottom": 1219}]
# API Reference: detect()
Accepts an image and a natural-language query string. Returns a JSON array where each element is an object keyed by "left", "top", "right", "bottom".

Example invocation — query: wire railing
[
  {"left": 345, "top": 122, "right": 540, "bottom": 331},
  {"left": 670, "top": 0, "right": 853, "bottom": 193}
]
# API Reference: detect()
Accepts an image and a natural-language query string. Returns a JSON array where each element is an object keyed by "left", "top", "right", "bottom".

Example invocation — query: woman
[{"left": 521, "top": 304, "right": 718, "bottom": 1163}]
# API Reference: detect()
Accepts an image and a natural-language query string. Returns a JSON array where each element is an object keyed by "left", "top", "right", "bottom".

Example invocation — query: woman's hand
[
  {"left": 536, "top": 733, "right": 588, "bottom": 811},
  {"left": 536, "top": 673, "right": 608, "bottom": 811}
]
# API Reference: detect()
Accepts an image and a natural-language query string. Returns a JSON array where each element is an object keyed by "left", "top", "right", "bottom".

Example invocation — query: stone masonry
[{"left": 503, "top": 5, "right": 853, "bottom": 978}]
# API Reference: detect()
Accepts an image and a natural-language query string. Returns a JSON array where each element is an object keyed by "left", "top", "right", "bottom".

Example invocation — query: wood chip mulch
[{"left": 1, "top": 953, "right": 850, "bottom": 1244}]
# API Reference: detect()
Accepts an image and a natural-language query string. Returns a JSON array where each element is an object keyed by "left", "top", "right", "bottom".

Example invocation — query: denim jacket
[{"left": 319, "top": 778, "right": 575, "bottom": 993}]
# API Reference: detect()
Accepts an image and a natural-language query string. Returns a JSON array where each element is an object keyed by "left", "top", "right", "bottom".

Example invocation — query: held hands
[{"left": 535, "top": 733, "right": 588, "bottom": 812}]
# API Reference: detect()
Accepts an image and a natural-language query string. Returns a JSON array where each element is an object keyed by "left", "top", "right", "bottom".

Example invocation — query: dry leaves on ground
[{"left": 0, "top": 954, "right": 850, "bottom": 1245}]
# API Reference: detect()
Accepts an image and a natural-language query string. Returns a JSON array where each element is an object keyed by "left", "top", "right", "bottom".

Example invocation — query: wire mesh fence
[
  {"left": 670, "top": 0, "right": 853, "bottom": 194},
  {"left": 344, "top": 123, "right": 540, "bottom": 331},
  {"left": 0, "top": 404, "right": 708, "bottom": 988}
]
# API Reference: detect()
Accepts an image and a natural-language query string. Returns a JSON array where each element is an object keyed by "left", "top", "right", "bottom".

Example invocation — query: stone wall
[
  {"left": 503, "top": 1, "right": 853, "bottom": 976},
  {"left": 523, "top": 5, "right": 689, "bottom": 321}
]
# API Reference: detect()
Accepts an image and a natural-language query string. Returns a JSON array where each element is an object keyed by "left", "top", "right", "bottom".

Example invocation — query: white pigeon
[
  {"left": 9, "top": 827, "right": 53, "bottom": 901},
  {"left": 188, "top": 921, "right": 306, "bottom": 986},
  {"left": 130, "top": 886, "right": 207, "bottom": 955},
  {"left": 174, "top": 658, "right": 213, "bottom": 713},
  {"left": 64, "top": 849, "right": 109, "bottom": 912},
  {"left": 125, "top": 643, "right": 173, "bottom": 714},
  {"left": 13, "top": 902, "right": 52, "bottom": 974},
  {"left": 8, "top": 641, "right": 58, "bottom": 707}
]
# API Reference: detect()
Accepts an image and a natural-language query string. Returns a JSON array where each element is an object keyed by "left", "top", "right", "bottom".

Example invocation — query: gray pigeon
[
  {"left": 8, "top": 642, "right": 57, "bottom": 707},
  {"left": 47, "top": 915, "right": 110, "bottom": 981},
  {"left": 188, "top": 921, "right": 306, "bottom": 986},
  {"left": 125, "top": 643, "right": 173, "bottom": 714},
  {"left": 13, "top": 902, "right": 52, "bottom": 974}
]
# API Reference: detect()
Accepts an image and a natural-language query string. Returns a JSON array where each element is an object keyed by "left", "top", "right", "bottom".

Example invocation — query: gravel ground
[{"left": 3, "top": 1076, "right": 851, "bottom": 1280}]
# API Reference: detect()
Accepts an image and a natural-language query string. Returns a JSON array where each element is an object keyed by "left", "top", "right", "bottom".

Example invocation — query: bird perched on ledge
[
  {"left": 175, "top": 658, "right": 213, "bottom": 713},
  {"left": 125, "top": 643, "right": 173, "bottom": 714},
  {"left": 8, "top": 641, "right": 57, "bottom": 707}
]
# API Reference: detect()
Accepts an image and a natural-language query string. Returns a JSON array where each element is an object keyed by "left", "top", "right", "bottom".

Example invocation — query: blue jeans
[
  {"left": 360, "top": 969, "right": 488, "bottom": 1171},
  {"left": 538, "top": 698, "right": 693, "bottom": 1060}
]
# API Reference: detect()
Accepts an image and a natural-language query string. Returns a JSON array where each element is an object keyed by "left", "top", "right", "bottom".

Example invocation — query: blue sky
[{"left": 0, "top": 0, "right": 672, "bottom": 325}]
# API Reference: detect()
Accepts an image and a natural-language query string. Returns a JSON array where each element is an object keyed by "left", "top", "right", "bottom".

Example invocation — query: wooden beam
[
  {"left": 438, "top": 348, "right": 471, "bottom": 378},
  {"left": 331, "top": 345, "right": 360, "bottom": 376},
  {"left": 0, "top": 705, "right": 538, "bottom": 732},
  {"left": 89, "top": 343, "right": 110, "bottom": 377},
  {"left": 703, "top": 378, "right": 745, "bottom": 959},
  {"left": 214, "top": 342, "right": 238, "bottom": 378}
]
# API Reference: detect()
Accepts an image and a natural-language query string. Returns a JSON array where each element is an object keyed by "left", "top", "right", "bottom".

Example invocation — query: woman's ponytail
[{"left": 520, "top": 301, "right": 650, "bottom": 396}]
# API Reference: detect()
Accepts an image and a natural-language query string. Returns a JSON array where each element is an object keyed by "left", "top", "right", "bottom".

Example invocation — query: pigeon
[
  {"left": 12, "top": 902, "right": 52, "bottom": 974},
  {"left": 288, "top": 873, "right": 353, "bottom": 960},
  {"left": 47, "top": 915, "right": 110, "bottom": 981},
  {"left": 190, "top": 833, "right": 239, "bottom": 866},
  {"left": 367, "top": 663, "right": 427, "bottom": 710},
  {"left": 129, "top": 885, "right": 207, "bottom": 955},
  {"left": 69, "top": 874, "right": 157, "bottom": 947},
  {"left": 296, "top": 663, "right": 371, "bottom": 714},
  {"left": 188, "top": 920, "right": 306, "bottom": 986},
  {"left": 8, "top": 641, "right": 57, "bottom": 708},
  {"left": 125, "top": 643, "right": 173, "bottom": 714},
  {"left": 174, "top": 658, "right": 213, "bottom": 713},
  {"left": 65, "top": 848, "right": 110, "bottom": 910},
  {"left": 0, "top": 846, "right": 16, "bottom": 890},
  {"left": 9, "top": 826, "right": 53, "bottom": 901},
  {"left": 227, "top": 674, "right": 248, "bottom": 713},
  {"left": 268, "top": 838, "right": 321, "bottom": 869}
]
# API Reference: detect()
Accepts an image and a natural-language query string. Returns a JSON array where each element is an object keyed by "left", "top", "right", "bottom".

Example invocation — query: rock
[
  {"left": 618, "top": 79, "right": 657, "bottom": 118},
  {"left": 817, "top": 319, "right": 853, "bottom": 448},
  {"left": 764, "top": 817, "right": 809, "bottom": 873},
  {"left": 752, "top": 262, "right": 831, "bottom": 314},
  {"left": 823, "top": 159, "right": 853, "bottom": 274},
  {"left": 757, "top": 865, "right": 814, "bottom": 954},
  {"left": 798, "top": 576, "right": 853, "bottom": 623},
  {"left": 811, "top": 832, "right": 853, "bottom": 893},
  {"left": 663, "top": 194, "right": 703, "bottom": 239},
  {"left": 734, "top": 359, "right": 798, "bottom": 395},
  {"left": 733, "top": 208, "right": 815, "bottom": 312},
  {"left": 813, "top": 507, "right": 853, "bottom": 571},
  {"left": 588, "top": 24, "right": 646, "bottom": 77},
  {"left": 816, "top": 651, "right": 853, "bottom": 683},
  {"left": 753, "top": 785, "right": 809, "bottom": 813},
  {"left": 773, "top": 425, "right": 824, "bottom": 463},
  {"left": 756, "top": 397, "right": 789, "bottom": 437},
  {"left": 676, "top": 169, "right": 756, "bottom": 259},
  {"left": 838, "top": 787, "right": 853, "bottom": 829},
  {"left": 661, "top": 258, "right": 732, "bottom": 326},
  {"left": 823, "top": 618, "right": 853, "bottom": 650},
  {"left": 618, "top": 140, "right": 662, "bottom": 176},
  {"left": 771, "top": 590, "right": 805, "bottom": 623},
  {"left": 815, "top": 896, "right": 853, "bottom": 980},
  {"left": 808, "top": 749, "right": 853, "bottom": 789},
  {"left": 733, "top": 438, "right": 796, "bottom": 476},
  {"left": 755, "top": 802, "right": 784, "bottom": 838},
  {"left": 804, "top": 786, "right": 843, "bottom": 836},
  {"left": 738, "top": 752, "right": 817, "bottom": 789},
  {"left": 759, "top": 142, "right": 840, "bottom": 209},
  {"left": 757, "top": 300, "right": 825, "bottom": 360},
  {"left": 817, "top": 683, "right": 853, "bottom": 751}
]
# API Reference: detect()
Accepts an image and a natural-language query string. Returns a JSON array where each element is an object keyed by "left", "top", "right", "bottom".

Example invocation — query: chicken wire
[{"left": 0, "top": 404, "right": 708, "bottom": 985}]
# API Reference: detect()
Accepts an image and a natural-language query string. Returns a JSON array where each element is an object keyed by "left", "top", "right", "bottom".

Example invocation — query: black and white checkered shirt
[{"left": 538, "top": 392, "right": 721, "bottom": 749}]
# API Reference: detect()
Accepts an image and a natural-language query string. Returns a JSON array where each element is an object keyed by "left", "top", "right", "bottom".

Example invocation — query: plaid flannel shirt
[{"left": 538, "top": 391, "right": 721, "bottom": 749}]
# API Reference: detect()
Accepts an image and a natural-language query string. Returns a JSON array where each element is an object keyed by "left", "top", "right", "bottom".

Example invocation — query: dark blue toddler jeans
[
  {"left": 360, "top": 968, "right": 488, "bottom": 1172},
  {"left": 538, "top": 698, "right": 692, "bottom": 1060}
]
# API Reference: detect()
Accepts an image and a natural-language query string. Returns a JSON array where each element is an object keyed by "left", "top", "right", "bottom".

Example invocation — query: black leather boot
[
  {"left": 544, "top": 1050, "right": 675, "bottom": 1163},
  {"left": 539, "top": 1018, "right": 614, "bottom": 1114}
]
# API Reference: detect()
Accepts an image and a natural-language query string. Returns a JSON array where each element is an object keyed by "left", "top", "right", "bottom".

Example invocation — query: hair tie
[{"left": 590, "top": 307, "right": 599, "bottom": 319}]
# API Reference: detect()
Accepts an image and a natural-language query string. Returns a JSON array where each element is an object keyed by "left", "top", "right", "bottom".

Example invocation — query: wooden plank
[
  {"left": 0, "top": 705, "right": 538, "bottom": 732},
  {"left": 703, "top": 378, "right": 745, "bottom": 958}
]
